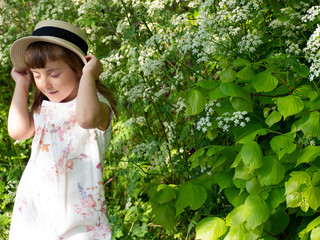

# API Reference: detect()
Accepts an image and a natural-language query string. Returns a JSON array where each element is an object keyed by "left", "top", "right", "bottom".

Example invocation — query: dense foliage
[{"left": 2, "top": 0, "right": 320, "bottom": 239}]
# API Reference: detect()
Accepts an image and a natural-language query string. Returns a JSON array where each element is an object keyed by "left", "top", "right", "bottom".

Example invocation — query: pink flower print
[
  {"left": 65, "top": 160, "right": 74, "bottom": 170},
  {"left": 34, "top": 126, "right": 43, "bottom": 142},
  {"left": 88, "top": 194, "right": 97, "bottom": 208},
  {"left": 57, "top": 127, "right": 64, "bottom": 141},
  {"left": 69, "top": 114, "right": 77, "bottom": 125},
  {"left": 86, "top": 225, "right": 95, "bottom": 232},
  {"left": 40, "top": 106, "right": 48, "bottom": 120},
  {"left": 57, "top": 158, "right": 64, "bottom": 168},
  {"left": 96, "top": 162, "right": 101, "bottom": 169}
]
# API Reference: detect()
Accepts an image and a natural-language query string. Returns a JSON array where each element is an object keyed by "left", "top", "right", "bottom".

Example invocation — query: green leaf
[
  {"left": 243, "top": 195, "right": 270, "bottom": 229},
  {"left": 265, "top": 110, "right": 282, "bottom": 127},
  {"left": 303, "top": 186, "right": 320, "bottom": 210},
  {"left": 251, "top": 70, "right": 278, "bottom": 92},
  {"left": 294, "top": 111, "right": 320, "bottom": 137},
  {"left": 185, "top": 89, "right": 206, "bottom": 116},
  {"left": 153, "top": 202, "right": 176, "bottom": 230},
  {"left": 220, "top": 68, "right": 237, "bottom": 82},
  {"left": 220, "top": 82, "right": 252, "bottom": 103},
  {"left": 285, "top": 171, "right": 311, "bottom": 195},
  {"left": 226, "top": 205, "right": 246, "bottom": 226},
  {"left": 207, "top": 145, "right": 226, "bottom": 156},
  {"left": 188, "top": 148, "right": 205, "bottom": 163},
  {"left": 233, "top": 58, "right": 251, "bottom": 68},
  {"left": 237, "top": 128, "right": 269, "bottom": 144},
  {"left": 293, "top": 63, "right": 310, "bottom": 78},
  {"left": 268, "top": 206, "right": 290, "bottom": 236},
  {"left": 274, "top": 95, "right": 304, "bottom": 120},
  {"left": 154, "top": 184, "right": 176, "bottom": 204},
  {"left": 240, "top": 141, "right": 263, "bottom": 173},
  {"left": 311, "top": 227, "right": 320, "bottom": 240},
  {"left": 286, "top": 192, "right": 303, "bottom": 208},
  {"left": 236, "top": 65, "right": 255, "bottom": 81},
  {"left": 230, "top": 97, "right": 253, "bottom": 112},
  {"left": 245, "top": 177, "right": 262, "bottom": 194},
  {"left": 224, "top": 225, "right": 259, "bottom": 240},
  {"left": 256, "top": 156, "right": 285, "bottom": 186},
  {"left": 198, "top": 80, "right": 219, "bottom": 89},
  {"left": 224, "top": 187, "right": 248, "bottom": 207},
  {"left": 208, "top": 87, "right": 227, "bottom": 101},
  {"left": 299, "top": 216, "right": 320, "bottom": 239},
  {"left": 218, "top": 58, "right": 229, "bottom": 68},
  {"left": 214, "top": 170, "right": 233, "bottom": 192},
  {"left": 270, "top": 134, "right": 296, "bottom": 159},
  {"left": 267, "top": 187, "right": 286, "bottom": 209},
  {"left": 196, "top": 217, "right": 228, "bottom": 240},
  {"left": 175, "top": 182, "right": 207, "bottom": 215},
  {"left": 296, "top": 145, "right": 320, "bottom": 166}
]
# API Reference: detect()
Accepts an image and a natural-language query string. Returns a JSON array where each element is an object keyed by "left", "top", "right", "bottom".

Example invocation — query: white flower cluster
[
  {"left": 132, "top": 141, "right": 158, "bottom": 160},
  {"left": 237, "top": 32, "right": 263, "bottom": 54},
  {"left": 285, "top": 40, "right": 302, "bottom": 56},
  {"left": 175, "top": 97, "right": 187, "bottom": 115},
  {"left": 217, "top": 111, "right": 250, "bottom": 132},
  {"left": 302, "top": 6, "right": 320, "bottom": 22},
  {"left": 163, "top": 121, "right": 177, "bottom": 145},
  {"left": 5, "top": 180, "right": 18, "bottom": 199},
  {"left": 304, "top": 24, "right": 320, "bottom": 81},
  {"left": 196, "top": 101, "right": 219, "bottom": 132},
  {"left": 123, "top": 117, "right": 146, "bottom": 128},
  {"left": 297, "top": 136, "right": 320, "bottom": 146}
]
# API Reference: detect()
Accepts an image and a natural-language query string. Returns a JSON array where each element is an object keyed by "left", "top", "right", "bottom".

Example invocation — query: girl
[{"left": 8, "top": 20, "right": 116, "bottom": 240}]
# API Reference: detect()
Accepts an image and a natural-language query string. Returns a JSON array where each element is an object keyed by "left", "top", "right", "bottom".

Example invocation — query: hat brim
[{"left": 10, "top": 36, "right": 87, "bottom": 72}]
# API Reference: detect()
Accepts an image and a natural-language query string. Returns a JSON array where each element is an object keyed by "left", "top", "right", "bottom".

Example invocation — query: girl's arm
[
  {"left": 8, "top": 67, "right": 35, "bottom": 140},
  {"left": 76, "top": 54, "right": 111, "bottom": 130}
]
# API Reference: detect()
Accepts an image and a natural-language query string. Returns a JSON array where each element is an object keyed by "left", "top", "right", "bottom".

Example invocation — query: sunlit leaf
[
  {"left": 243, "top": 195, "right": 270, "bottom": 229},
  {"left": 274, "top": 95, "right": 304, "bottom": 120},
  {"left": 294, "top": 111, "right": 320, "bottom": 137},
  {"left": 303, "top": 186, "right": 320, "bottom": 210},
  {"left": 270, "top": 134, "right": 296, "bottom": 159},
  {"left": 296, "top": 145, "right": 320, "bottom": 166},
  {"left": 240, "top": 141, "right": 263, "bottom": 173},
  {"left": 265, "top": 110, "right": 282, "bottom": 127},
  {"left": 256, "top": 156, "right": 285, "bottom": 186},
  {"left": 251, "top": 70, "right": 278, "bottom": 92},
  {"left": 226, "top": 205, "right": 246, "bottom": 226},
  {"left": 196, "top": 217, "right": 228, "bottom": 240}
]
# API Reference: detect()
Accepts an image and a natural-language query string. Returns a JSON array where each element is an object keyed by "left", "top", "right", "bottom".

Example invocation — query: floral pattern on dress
[
  {"left": 74, "top": 182, "right": 111, "bottom": 239},
  {"left": 9, "top": 96, "right": 112, "bottom": 240}
]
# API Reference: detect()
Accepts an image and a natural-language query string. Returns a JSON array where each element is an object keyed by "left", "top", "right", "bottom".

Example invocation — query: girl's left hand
[{"left": 83, "top": 54, "right": 103, "bottom": 80}]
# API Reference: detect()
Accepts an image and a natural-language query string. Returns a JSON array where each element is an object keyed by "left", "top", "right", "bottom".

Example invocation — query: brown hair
[{"left": 24, "top": 42, "right": 118, "bottom": 118}]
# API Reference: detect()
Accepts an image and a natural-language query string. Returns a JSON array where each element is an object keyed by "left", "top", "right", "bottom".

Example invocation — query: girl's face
[{"left": 30, "top": 60, "right": 80, "bottom": 103}]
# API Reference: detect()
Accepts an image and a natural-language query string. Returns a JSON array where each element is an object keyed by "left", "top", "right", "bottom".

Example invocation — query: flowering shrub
[{"left": 2, "top": 0, "right": 320, "bottom": 239}]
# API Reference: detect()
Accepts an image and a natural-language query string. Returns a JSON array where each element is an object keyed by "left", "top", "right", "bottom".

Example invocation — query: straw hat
[{"left": 10, "top": 19, "right": 88, "bottom": 72}]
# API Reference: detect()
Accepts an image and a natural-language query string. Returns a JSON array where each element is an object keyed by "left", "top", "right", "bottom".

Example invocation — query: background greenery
[{"left": 1, "top": 0, "right": 320, "bottom": 239}]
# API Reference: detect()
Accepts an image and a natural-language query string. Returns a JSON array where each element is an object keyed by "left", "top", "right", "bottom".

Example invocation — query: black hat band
[{"left": 32, "top": 26, "right": 88, "bottom": 55}]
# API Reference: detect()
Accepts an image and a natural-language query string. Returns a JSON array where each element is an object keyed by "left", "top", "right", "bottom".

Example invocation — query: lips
[{"left": 46, "top": 91, "right": 58, "bottom": 95}]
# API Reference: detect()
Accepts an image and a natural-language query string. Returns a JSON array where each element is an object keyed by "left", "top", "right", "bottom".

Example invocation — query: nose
[{"left": 38, "top": 76, "right": 52, "bottom": 90}]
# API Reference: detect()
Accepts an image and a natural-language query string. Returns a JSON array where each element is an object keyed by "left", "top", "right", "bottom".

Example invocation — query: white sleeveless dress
[{"left": 9, "top": 95, "right": 112, "bottom": 240}]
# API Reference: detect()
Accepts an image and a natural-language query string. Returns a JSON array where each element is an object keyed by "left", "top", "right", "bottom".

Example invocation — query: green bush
[{"left": 2, "top": 0, "right": 320, "bottom": 239}]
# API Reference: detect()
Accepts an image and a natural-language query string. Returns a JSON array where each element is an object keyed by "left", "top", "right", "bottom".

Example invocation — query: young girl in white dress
[{"left": 8, "top": 19, "right": 117, "bottom": 240}]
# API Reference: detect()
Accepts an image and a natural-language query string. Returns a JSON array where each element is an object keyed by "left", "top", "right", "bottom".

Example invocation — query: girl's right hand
[{"left": 11, "top": 67, "right": 33, "bottom": 87}]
